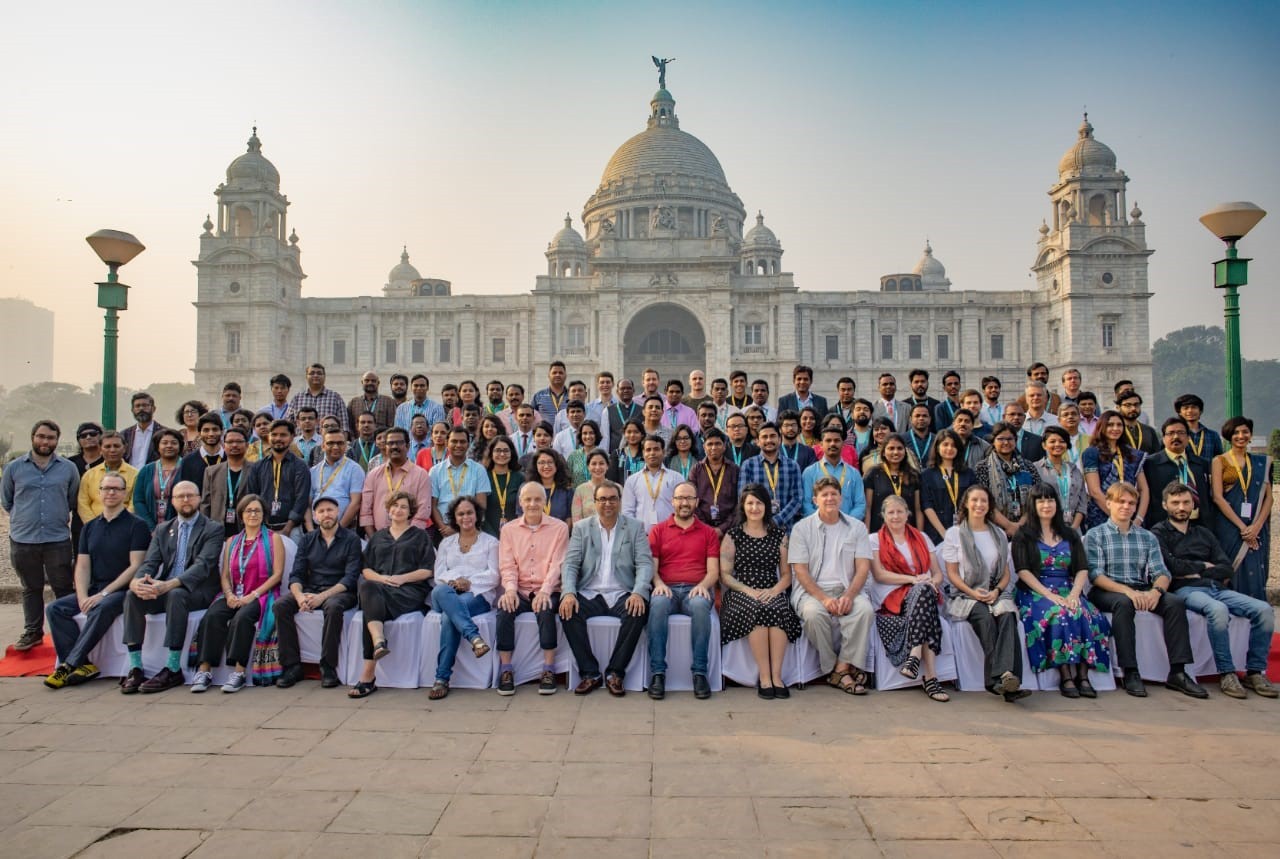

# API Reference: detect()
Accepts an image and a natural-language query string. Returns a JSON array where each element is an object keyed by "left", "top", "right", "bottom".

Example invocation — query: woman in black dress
[
  {"left": 348, "top": 491, "right": 435, "bottom": 698},
  {"left": 482, "top": 436, "right": 523, "bottom": 537},
  {"left": 920, "top": 429, "right": 974, "bottom": 543},
  {"left": 720, "top": 483, "right": 801, "bottom": 699},
  {"left": 864, "top": 433, "right": 922, "bottom": 533}
]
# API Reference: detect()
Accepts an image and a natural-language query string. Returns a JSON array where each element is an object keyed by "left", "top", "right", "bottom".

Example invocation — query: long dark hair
[
  {"left": 956, "top": 484, "right": 995, "bottom": 526},
  {"left": 736, "top": 482, "right": 779, "bottom": 535},
  {"left": 881, "top": 433, "right": 920, "bottom": 486},
  {"left": 928, "top": 428, "right": 969, "bottom": 472},
  {"left": 1090, "top": 409, "right": 1135, "bottom": 460},
  {"left": 1016, "top": 482, "right": 1070, "bottom": 544},
  {"left": 619, "top": 418, "right": 645, "bottom": 452},
  {"left": 666, "top": 424, "right": 696, "bottom": 458}
]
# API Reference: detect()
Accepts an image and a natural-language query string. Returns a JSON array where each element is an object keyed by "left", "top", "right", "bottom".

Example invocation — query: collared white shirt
[
  {"left": 129, "top": 423, "right": 155, "bottom": 469},
  {"left": 552, "top": 426, "right": 580, "bottom": 460},
  {"left": 580, "top": 518, "right": 623, "bottom": 605},
  {"left": 621, "top": 466, "right": 681, "bottom": 527},
  {"left": 1024, "top": 412, "right": 1059, "bottom": 435}
]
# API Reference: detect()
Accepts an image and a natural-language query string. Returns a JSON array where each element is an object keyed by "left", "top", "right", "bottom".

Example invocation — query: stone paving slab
[{"left": 0, "top": 605, "right": 1276, "bottom": 857}]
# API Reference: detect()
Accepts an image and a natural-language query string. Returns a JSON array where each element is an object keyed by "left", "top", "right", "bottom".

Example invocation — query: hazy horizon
[{"left": 2, "top": 1, "right": 1277, "bottom": 390}]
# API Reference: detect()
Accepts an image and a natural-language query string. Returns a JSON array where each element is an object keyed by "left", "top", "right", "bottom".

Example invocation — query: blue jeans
[
  {"left": 432, "top": 582, "right": 490, "bottom": 682},
  {"left": 1178, "top": 584, "right": 1274, "bottom": 673},
  {"left": 647, "top": 584, "right": 713, "bottom": 675},
  {"left": 46, "top": 590, "right": 126, "bottom": 668}
]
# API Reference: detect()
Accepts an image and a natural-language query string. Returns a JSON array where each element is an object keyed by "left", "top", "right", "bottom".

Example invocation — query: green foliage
[
  {"left": 1270, "top": 428, "right": 1280, "bottom": 460},
  {"left": 1152, "top": 325, "right": 1279, "bottom": 440},
  {"left": 0, "top": 380, "right": 196, "bottom": 457}
]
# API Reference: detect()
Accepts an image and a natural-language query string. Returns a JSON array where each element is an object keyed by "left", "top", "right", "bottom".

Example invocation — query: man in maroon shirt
[
  {"left": 646, "top": 482, "right": 721, "bottom": 700},
  {"left": 691, "top": 429, "right": 738, "bottom": 535}
]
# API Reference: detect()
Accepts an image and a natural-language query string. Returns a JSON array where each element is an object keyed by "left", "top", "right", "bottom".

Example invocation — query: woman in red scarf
[{"left": 869, "top": 494, "right": 949, "bottom": 701}]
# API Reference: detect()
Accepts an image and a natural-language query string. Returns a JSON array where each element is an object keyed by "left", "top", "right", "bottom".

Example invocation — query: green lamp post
[
  {"left": 1198, "top": 202, "right": 1266, "bottom": 421},
  {"left": 85, "top": 229, "right": 146, "bottom": 430}
]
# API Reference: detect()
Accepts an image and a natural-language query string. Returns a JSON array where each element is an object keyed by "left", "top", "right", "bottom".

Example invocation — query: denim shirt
[{"left": 0, "top": 453, "right": 80, "bottom": 543}]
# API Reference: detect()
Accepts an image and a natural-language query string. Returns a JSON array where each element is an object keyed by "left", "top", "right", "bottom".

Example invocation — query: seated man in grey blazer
[
  {"left": 559, "top": 480, "right": 655, "bottom": 696},
  {"left": 120, "top": 481, "right": 226, "bottom": 694}
]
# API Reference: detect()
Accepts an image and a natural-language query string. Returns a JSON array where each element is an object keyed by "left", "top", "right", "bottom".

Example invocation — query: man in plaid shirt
[
  {"left": 1084, "top": 480, "right": 1207, "bottom": 700},
  {"left": 738, "top": 422, "right": 802, "bottom": 530},
  {"left": 286, "top": 363, "right": 350, "bottom": 436}
]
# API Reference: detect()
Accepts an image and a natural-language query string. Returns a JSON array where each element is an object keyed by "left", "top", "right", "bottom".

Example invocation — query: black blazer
[
  {"left": 1142, "top": 451, "right": 1213, "bottom": 529},
  {"left": 135, "top": 513, "right": 225, "bottom": 595},
  {"left": 120, "top": 422, "right": 169, "bottom": 465},
  {"left": 1016, "top": 430, "right": 1045, "bottom": 464},
  {"left": 776, "top": 392, "right": 829, "bottom": 417}
]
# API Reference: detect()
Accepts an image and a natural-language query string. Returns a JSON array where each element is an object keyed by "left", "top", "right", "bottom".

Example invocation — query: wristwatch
[{"left": 1152, "top": 585, "right": 1167, "bottom": 595}]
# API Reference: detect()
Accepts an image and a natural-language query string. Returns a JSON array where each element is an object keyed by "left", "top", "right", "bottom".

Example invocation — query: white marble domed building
[{"left": 194, "top": 87, "right": 1152, "bottom": 407}]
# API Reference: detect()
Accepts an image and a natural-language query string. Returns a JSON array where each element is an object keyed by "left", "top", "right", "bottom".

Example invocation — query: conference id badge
[
  {"left": 156, "top": 500, "right": 167, "bottom": 519},
  {"left": 710, "top": 504, "right": 719, "bottom": 519},
  {"left": 1239, "top": 501, "right": 1253, "bottom": 519},
  {"left": 772, "top": 499, "right": 779, "bottom": 514},
  {"left": 225, "top": 509, "right": 236, "bottom": 525},
  {"left": 271, "top": 500, "right": 281, "bottom": 516}
]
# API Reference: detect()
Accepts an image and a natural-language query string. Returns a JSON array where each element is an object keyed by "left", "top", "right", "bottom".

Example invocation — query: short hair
[
  {"left": 567, "top": 379, "right": 586, "bottom": 391},
  {"left": 1105, "top": 481, "right": 1140, "bottom": 503},
  {"left": 665, "top": 378, "right": 684, "bottom": 393},
  {"left": 515, "top": 402, "right": 535, "bottom": 416},
  {"left": 390, "top": 373, "right": 409, "bottom": 384},
  {"left": 507, "top": 383, "right": 525, "bottom": 395},
  {"left": 1162, "top": 481, "right": 1196, "bottom": 503},
  {"left": 643, "top": 367, "right": 658, "bottom": 378},
  {"left": 1161, "top": 416, "right": 1190, "bottom": 436},
  {"left": 959, "top": 388, "right": 982, "bottom": 402},
  {"left": 757, "top": 421, "right": 780, "bottom": 437},
  {"left": 1115, "top": 389, "right": 1142, "bottom": 406},
  {"left": 942, "top": 370, "right": 961, "bottom": 384},
  {"left": 411, "top": 373, "right": 430, "bottom": 385},
  {"left": 296, "top": 406, "right": 318, "bottom": 419},
  {"left": 155, "top": 428, "right": 185, "bottom": 449},
  {"left": 99, "top": 471, "right": 128, "bottom": 491},
  {"left": 701, "top": 428, "right": 727, "bottom": 445},
  {"left": 383, "top": 426, "right": 410, "bottom": 445},
  {"left": 596, "top": 370, "right": 615, "bottom": 382},
  {"left": 820, "top": 424, "right": 845, "bottom": 440},
  {"left": 643, "top": 395, "right": 664, "bottom": 408},
  {"left": 1057, "top": 402, "right": 1079, "bottom": 417},
  {"left": 777, "top": 409, "right": 800, "bottom": 427},
  {"left": 878, "top": 373, "right": 895, "bottom": 383},
  {"left": 197, "top": 412, "right": 223, "bottom": 431},
  {"left": 1221, "top": 415, "right": 1253, "bottom": 438},
  {"left": 446, "top": 426, "right": 469, "bottom": 442},
  {"left": 1041, "top": 425, "right": 1070, "bottom": 445},
  {"left": 1114, "top": 380, "right": 1134, "bottom": 394},
  {"left": 130, "top": 391, "right": 154, "bottom": 407},
  {"left": 751, "top": 378, "right": 769, "bottom": 390},
  {"left": 697, "top": 401, "right": 718, "bottom": 414},
  {"left": 641, "top": 434, "right": 666, "bottom": 451},
  {"left": 222, "top": 426, "right": 248, "bottom": 443},
  {"left": 446, "top": 495, "right": 480, "bottom": 528},
  {"left": 30, "top": 419, "right": 61, "bottom": 438},
  {"left": 441, "top": 383, "right": 458, "bottom": 394},
  {"left": 222, "top": 382, "right": 242, "bottom": 395},
  {"left": 908, "top": 368, "right": 929, "bottom": 382},
  {"left": 461, "top": 402, "right": 481, "bottom": 414},
  {"left": 910, "top": 402, "right": 931, "bottom": 416},
  {"left": 307, "top": 363, "right": 326, "bottom": 374},
  {"left": 812, "top": 476, "right": 842, "bottom": 496},
  {"left": 385, "top": 490, "right": 419, "bottom": 516},
  {"left": 952, "top": 408, "right": 976, "bottom": 423},
  {"left": 711, "top": 377, "right": 728, "bottom": 388},
  {"left": 236, "top": 493, "right": 267, "bottom": 519},
  {"left": 1173, "top": 393, "right": 1205, "bottom": 413},
  {"left": 268, "top": 419, "right": 296, "bottom": 437},
  {"left": 1026, "top": 362, "right": 1049, "bottom": 377},
  {"left": 1025, "top": 380, "right": 1048, "bottom": 393},
  {"left": 549, "top": 360, "right": 566, "bottom": 371},
  {"left": 592, "top": 480, "right": 623, "bottom": 501},
  {"left": 234, "top": 408, "right": 255, "bottom": 424},
  {"left": 729, "top": 370, "right": 748, "bottom": 382},
  {"left": 980, "top": 376, "right": 1001, "bottom": 388},
  {"left": 1061, "top": 367, "right": 1081, "bottom": 380},
  {"left": 566, "top": 399, "right": 586, "bottom": 413},
  {"left": 837, "top": 376, "right": 856, "bottom": 388},
  {"left": 792, "top": 364, "right": 813, "bottom": 379},
  {"left": 853, "top": 397, "right": 874, "bottom": 410},
  {"left": 1077, "top": 390, "right": 1098, "bottom": 405},
  {"left": 269, "top": 373, "right": 292, "bottom": 388}
]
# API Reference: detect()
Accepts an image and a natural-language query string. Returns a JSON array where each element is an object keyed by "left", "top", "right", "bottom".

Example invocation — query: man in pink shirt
[
  {"left": 359, "top": 427, "right": 432, "bottom": 536},
  {"left": 646, "top": 482, "right": 720, "bottom": 700},
  {"left": 662, "top": 379, "right": 699, "bottom": 434},
  {"left": 495, "top": 482, "right": 569, "bottom": 696}
]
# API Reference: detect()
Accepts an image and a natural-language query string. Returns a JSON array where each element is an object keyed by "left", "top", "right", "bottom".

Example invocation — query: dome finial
[
  {"left": 247, "top": 125, "right": 262, "bottom": 153},
  {"left": 924, "top": 237, "right": 932, "bottom": 254},
  {"left": 564, "top": 212, "right": 572, "bottom": 228},
  {"left": 756, "top": 210, "right": 764, "bottom": 226},
  {"left": 401, "top": 245, "right": 409, "bottom": 263}
]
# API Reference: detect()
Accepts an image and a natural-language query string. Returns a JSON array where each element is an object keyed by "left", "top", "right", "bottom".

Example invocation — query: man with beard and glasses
[
  {"left": 244, "top": 420, "right": 311, "bottom": 538},
  {"left": 121, "top": 392, "right": 167, "bottom": 468}
]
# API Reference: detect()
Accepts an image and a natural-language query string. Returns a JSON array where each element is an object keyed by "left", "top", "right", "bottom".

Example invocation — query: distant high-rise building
[{"left": 0, "top": 298, "right": 54, "bottom": 389}]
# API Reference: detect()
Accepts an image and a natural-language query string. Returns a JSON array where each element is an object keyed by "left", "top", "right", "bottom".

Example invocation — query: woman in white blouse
[
  {"left": 427, "top": 495, "right": 500, "bottom": 699},
  {"left": 942, "top": 485, "right": 1032, "bottom": 702}
]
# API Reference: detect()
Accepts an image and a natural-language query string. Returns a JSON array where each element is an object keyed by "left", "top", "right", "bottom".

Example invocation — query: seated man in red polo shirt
[{"left": 646, "top": 481, "right": 721, "bottom": 700}]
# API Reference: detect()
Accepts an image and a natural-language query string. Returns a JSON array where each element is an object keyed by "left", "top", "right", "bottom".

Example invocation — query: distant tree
[
  {"left": 1152, "top": 325, "right": 1278, "bottom": 441},
  {"left": 144, "top": 382, "right": 199, "bottom": 427},
  {"left": 0, "top": 382, "right": 95, "bottom": 444}
]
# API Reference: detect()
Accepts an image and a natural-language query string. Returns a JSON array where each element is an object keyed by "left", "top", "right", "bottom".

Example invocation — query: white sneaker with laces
[
  {"left": 190, "top": 671, "right": 214, "bottom": 693},
  {"left": 221, "top": 671, "right": 247, "bottom": 693}
]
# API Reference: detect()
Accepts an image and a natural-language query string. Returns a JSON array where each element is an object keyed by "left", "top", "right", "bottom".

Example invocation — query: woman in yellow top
[{"left": 1211, "top": 416, "right": 1272, "bottom": 600}]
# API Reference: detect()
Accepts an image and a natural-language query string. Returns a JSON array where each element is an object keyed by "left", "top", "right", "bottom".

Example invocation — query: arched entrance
[{"left": 623, "top": 302, "right": 706, "bottom": 386}]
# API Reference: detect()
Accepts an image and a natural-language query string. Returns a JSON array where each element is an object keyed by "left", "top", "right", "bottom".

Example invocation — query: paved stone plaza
[{"left": 0, "top": 606, "right": 1276, "bottom": 858}]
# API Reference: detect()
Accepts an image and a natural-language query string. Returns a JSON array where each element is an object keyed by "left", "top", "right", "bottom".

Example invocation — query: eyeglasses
[
  {"left": 242, "top": 508, "right": 264, "bottom": 516},
  {"left": 100, "top": 485, "right": 125, "bottom": 492},
  {"left": 595, "top": 496, "right": 620, "bottom": 504},
  {"left": 78, "top": 431, "right": 101, "bottom": 439},
  {"left": 1163, "top": 430, "right": 1188, "bottom": 437},
  {"left": 994, "top": 436, "right": 1016, "bottom": 444}
]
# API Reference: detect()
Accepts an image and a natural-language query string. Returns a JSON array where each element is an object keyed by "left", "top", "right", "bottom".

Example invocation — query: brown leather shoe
[
  {"left": 139, "top": 667, "right": 185, "bottom": 694},
  {"left": 119, "top": 667, "right": 145, "bottom": 695},
  {"left": 1242, "top": 672, "right": 1279, "bottom": 698},
  {"left": 605, "top": 672, "right": 625, "bottom": 697},
  {"left": 573, "top": 675, "right": 603, "bottom": 695}
]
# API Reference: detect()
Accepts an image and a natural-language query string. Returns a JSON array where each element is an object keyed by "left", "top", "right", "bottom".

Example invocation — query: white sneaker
[
  {"left": 221, "top": 671, "right": 247, "bottom": 693},
  {"left": 190, "top": 671, "right": 214, "bottom": 693}
]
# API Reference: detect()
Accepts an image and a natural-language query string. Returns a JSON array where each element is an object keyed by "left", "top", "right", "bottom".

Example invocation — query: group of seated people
[{"left": 6, "top": 358, "right": 1271, "bottom": 703}]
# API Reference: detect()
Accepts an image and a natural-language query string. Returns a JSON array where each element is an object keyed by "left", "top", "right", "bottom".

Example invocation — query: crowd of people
[{"left": 1, "top": 359, "right": 1273, "bottom": 703}]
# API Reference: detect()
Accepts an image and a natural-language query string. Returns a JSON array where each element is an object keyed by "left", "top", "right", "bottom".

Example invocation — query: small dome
[
  {"left": 225, "top": 127, "right": 280, "bottom": 190},
  {"left": 548, "top": 213, "right": 585, "bottom": 252},
  {"left": 388, "top": 247, "right": 421, "bottom": 285},
  {"left": 913, "top": 241, "right": 945, "bottom": 277},
  {"left": 743, "top": 211, "right": 780, "bottom": 248},
  {"left": 1058, "top": 114, "right": 1117, "bottom": 177}
]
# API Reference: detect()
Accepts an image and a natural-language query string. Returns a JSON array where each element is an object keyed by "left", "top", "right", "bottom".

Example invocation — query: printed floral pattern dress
[{"left": 1016, "top": 539, "right": 1111, "bottom": 673}]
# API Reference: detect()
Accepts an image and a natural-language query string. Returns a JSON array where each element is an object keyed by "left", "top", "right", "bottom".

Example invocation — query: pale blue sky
[{"left": 1, "top": 0, "right": 1276, "bottom": 387}]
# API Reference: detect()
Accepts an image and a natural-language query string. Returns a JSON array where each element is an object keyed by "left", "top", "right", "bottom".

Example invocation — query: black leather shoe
[
  {"left": 647, "top": 673, "right": 665, "bottom": 700},
  {"left": 692, "top": 673, "right": 711, "bottom": 699},
  {"left": 276, "top": 664, "right": 305, "bottom": 688},
  {"left": 756, "top": 681, "right": 775, "bottom": 700},
  {"left": 773, "top": 683, "right": 790, "bottom": 699},
  {"left": 320, "top": 666, "right": 341, "bottom": 688},
  {"left": 1166, "top": 671, "right": 1209, "bottom": 699},
  {"left": 139, "top": 666, "right": 185, "bottom": 694},
  {"left": 1122, "top": 670, "right": 1147, "bottom": 697}
]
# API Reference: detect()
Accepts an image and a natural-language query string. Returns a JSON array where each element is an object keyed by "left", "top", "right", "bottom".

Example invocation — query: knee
[
  {"left": 273, "top": 595, "right": 297, "bottom": 617},
  {"left": 1253, "top": 604, "right": 1275, "bottom": 634},
  {"left": 321, "top": 599, "right": 348, "bottom": 618},
  {"left": 357, "top": 579, "right": 379, "bottom": 600},
  {"left": 1109, "top": 599, "right": 1134, "bottom": 619},
  {"left": 1203, "top": 602, "right": 1230, "bottom": 630},
  {"left": 163, "top": 588, "right": 188, "bottom": 609},
  {"left": 687, "top": 595, "right": 712, "bottom": 618},
  {"left": 649, "top": 595, "right": 672, "bottom": 617}
]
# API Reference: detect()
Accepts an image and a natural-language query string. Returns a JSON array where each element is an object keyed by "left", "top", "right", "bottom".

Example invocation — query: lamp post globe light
[
  {"left": 85, "top": 229, "right": 145, "bottom": 430},
  {"left": 1198, "top": 202, "right": 1266, "bottom": 421}
]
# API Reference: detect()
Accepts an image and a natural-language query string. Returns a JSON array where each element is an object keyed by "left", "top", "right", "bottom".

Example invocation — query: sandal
[
  {"left": 922, "top": 676, "right": 950, "bottom": 703},
  {"left": 900, "top": 655, "right": 921, "bottom": 680},
  {"left": 348, "top": 680, "right": 378, "bottom": 699},
  {"left": 470, "top": 637, "right": 490, "bottom": 658},
  {"left": 826, "top": 669, "right": 850, "bottom": 689},
  {"left": 838, "top": 669, "right": 869, "bottom": 696},
  {"left": 371, "top": 641, "right": 390, "bottom": 661},
  {"left": 428, "top": 680, "right": 450, "bottom": 700}
]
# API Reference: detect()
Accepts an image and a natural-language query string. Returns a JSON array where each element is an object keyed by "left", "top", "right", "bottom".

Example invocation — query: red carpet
[
  {"left": 0, "top": 636, "right": 55, "bottom": 677},
  {"left": 1271, "top": 632, "right": 1280, "bottom": 681}
]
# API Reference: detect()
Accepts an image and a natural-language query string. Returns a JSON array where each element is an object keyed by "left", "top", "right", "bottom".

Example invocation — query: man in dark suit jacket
[
  {"left": 120, "top": 481, "right": 226, "bottom": 694},
  {"left": 119, "top": 392, "right": 168, "bottom": 469},
  {"left": 177, "top": 412, "right": 226, "bottom": 493},
  {"left": 776, "top": 364, "right": 829, "bottom": 419},
  {"left": 1002, "top": 403, "right": 1045, "bottom": 462},
  {"left": 558, "top": 484, "right": 655, "bottom": 696},
  {"left": 1142, "top": 417, "right": 1214, "bottom": 529}
]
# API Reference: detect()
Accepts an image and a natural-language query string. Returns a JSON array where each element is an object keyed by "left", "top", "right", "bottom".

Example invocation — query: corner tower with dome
[{"left": 192, "top": 78, "right": 1152, "bottom": 408}]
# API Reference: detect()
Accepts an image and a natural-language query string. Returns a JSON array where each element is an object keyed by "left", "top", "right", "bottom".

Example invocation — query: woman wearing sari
[
  {"left": 1211, "top": 416, "right": 1273, "bottom": 600},
  {"left": 1081, "top": 409, "right": 1149, "bottom": 532}
]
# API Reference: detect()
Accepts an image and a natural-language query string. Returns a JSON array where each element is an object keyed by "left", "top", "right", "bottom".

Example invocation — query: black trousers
[
  {"left": 122, "top": 583, "right": 217, "bottom": 651},
  {"left": 967, "top": 603, "right": 1023, "bottom": 687},
  {"left": 561, "top": 593, "right": 648, "bottom": 679},
  {"left": 274, "top": 590, "right": 358, "bottom": 669},
  {"left": 10, "top": 539, "right": 74, "bottom": 634},
  {"left": 1090, "top": 587, "right": 1192, "bottom": 671},
  {"left": 357, "top": 578, "right": 428, "bottom": 659},
  {"left": 495, "top": 591, "right": 561, "bottom": 653},
  {"left": 197, "top": 597, "right": 261, "bottom": 668}
]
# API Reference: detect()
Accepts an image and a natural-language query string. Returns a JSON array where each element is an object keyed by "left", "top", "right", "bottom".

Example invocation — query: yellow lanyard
[
  {"left": 271, "top": 458, "right": 282, "bottom": 497},
  {"left": 1112, "top": 452, "right": 1125, "bottom": 481},
  {"left": 883, "top": 465, "right": 903, "bottom": 496},
  {"left": 643, "top": 470, "right": 666, "bottom": 502},
  {"left": 317, "top": 460, "right": 345, "bottom": 495},
  {"left": 704, "top": 462, "right": 725, "bottom": 499},
  {"left": 385, "top": 464, "right": 405, "bottom": 495},
  {"left": 1125, "top": 423, "right": 1143, "bottom": 451},
  {"left": 491, "top": 470, "right": 509, "bottom": 513},
  {"left": 447, "top": 463, "right": 468, "bottom": 497},
  {"left": 762, "top": 460, "right": 779, "bottom": 494},
  {"left": 941, "top": 469, "right": 958, "bottom": 508},
  {"left": 819, "top": 460, "right": 847, "bottom": 489},
  {"left": 1229, "top": 453, "right": 1252, "bottom": 491},
  {"left": 549, "top": 390, "right": 564, "bottom": 411},
  {"left": 543, "top": 487, "right": 556, "bottom": 514}
]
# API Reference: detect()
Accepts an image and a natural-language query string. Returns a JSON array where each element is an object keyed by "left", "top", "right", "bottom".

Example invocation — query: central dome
[{"left": 601, "top": 125, "right": 728, "bottom": 187}]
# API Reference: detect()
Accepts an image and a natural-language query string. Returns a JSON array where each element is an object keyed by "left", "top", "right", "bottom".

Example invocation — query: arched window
[
  {"left": 233, "top": 206, "right": 254, "bottom": 237},
  {"left": 1088, "top": 194, "right": 1106, "bottom": 226},
  {"left": 886, "top": 279, "right": 897, "bottom": 291},
  {"left": 638, "top": 328, "right": 692, "bottom": 355}
]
